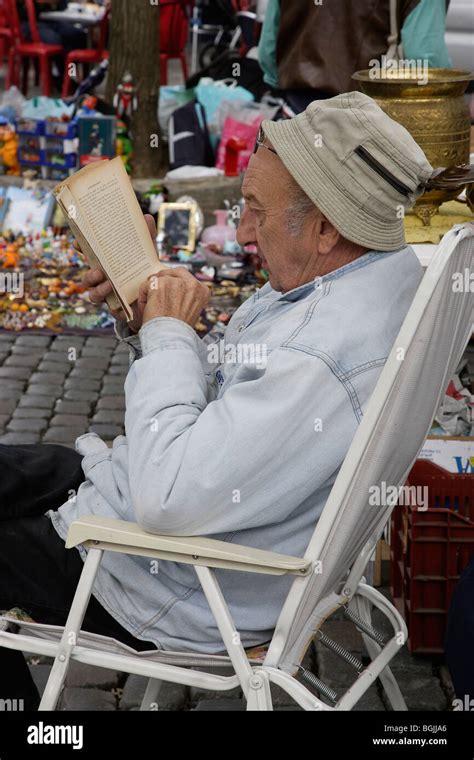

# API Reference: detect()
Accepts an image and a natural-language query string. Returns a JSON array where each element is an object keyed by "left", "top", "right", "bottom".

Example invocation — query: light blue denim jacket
[{"left": 49, "top": 246, "right": 423, "bottom": 653}]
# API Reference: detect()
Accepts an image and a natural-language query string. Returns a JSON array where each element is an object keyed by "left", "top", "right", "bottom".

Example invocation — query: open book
[{"left": 53, "top": 157, "right": 166, "bottom": 321}]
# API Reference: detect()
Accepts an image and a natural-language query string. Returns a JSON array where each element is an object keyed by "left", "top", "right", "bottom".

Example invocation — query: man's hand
[
  {"left": 138, "top": 267, "right": 210, "bottom": 328},
  {"left": 80, "top": 214, "right": 158, "bottom": 334}
]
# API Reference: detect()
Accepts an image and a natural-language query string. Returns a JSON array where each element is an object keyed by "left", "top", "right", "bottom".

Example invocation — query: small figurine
[
  {"left": 82, "top": 95, "right": 98, "bottom": 112},
  {"left": 113, "top": 72, "right": 138, "bottom": 120},
  {"left": 88, "top": 122, "right": 101, "bottom": 153},
  {"left": 1, "top": 243, "right": 20, "bottom": 268},
  {"left": 22, "top": 168, "right": 40, "bottom": 192},
  {"left": 0, "top": 126, "right": 20, "bottom": 175},
  {"left": 116, "top": 120, "right": 133, "bottom": 174}
]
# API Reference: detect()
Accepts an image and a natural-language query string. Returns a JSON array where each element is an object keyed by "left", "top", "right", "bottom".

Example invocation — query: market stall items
[
  {"left": 0, "top": 228, "right": 260, "bottom": 336},
  {"left": 0, "top": 228, "right": 114, "bottom": 333},
  {"left": 0, "top": 125, "right": 20, "bottom": 176},
  {"left": 352, "top": 68, "right": 473, "bottom": 225}
]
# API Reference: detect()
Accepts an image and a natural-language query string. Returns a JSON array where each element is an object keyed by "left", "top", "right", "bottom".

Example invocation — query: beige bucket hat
[{"left": 262, "top": 92, "right": 433, "bottom": 251}]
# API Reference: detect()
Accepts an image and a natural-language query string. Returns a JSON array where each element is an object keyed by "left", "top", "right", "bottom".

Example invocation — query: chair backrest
[
  {"left": 0, "top": 0, "right": 9, "bottom": 28},
  {"left": 160, "top": 1, "right": 189, "bottom": 55},
  {"left": 266, "top": 224, "right": 474, "bottom": 672},
  {"left": 3, "top": 0, "right": 21, "bottom": 40},
  {"left": 24, "top": 0, "right": 41, "bottom": 44}
]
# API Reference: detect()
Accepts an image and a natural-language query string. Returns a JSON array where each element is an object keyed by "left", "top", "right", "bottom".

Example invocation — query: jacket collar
[{"left": 268, "top": 248, "right": 406, "bottom": 303}]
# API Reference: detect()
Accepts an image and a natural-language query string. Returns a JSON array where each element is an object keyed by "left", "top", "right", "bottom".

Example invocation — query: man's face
[{"left": 237, "top": 140, "right": 320, "bottom": 292}]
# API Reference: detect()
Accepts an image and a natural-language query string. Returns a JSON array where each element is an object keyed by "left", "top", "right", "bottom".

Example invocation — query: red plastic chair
[
  {"left": 160, "top": 0, "right": 189, "bottom": 85},
  {"left": 0, "top": 0, "right": 13, "bottom": 65},
  {"left": 61, "top": 7, "right": 110, "bottom": 98},
  {"left": 6, "top": 0, "right": 64, "bottom": 97}
]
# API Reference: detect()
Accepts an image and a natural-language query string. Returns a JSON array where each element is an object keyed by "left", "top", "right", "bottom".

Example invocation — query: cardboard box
[{"left": 419, "top": 436, "right": 474, "bottom": 474}]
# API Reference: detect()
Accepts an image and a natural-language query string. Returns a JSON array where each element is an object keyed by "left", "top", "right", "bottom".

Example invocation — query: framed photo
[
  {"left": 1, "top": 186, "right": 55, "bottom": 235},
  {"left": 158, "top": 202, "right": 197, "bottom": 251},
  {"left": 78, "top": 116, "right": 116, "bottom": 167}
]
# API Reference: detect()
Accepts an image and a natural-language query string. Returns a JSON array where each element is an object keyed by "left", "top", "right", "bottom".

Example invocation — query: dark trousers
[
  {"left": 0, "top": 444, "right": 155, "bottom": 711},
  {"left": 446, "top": 557, "right": 474, "bottom": 700}
]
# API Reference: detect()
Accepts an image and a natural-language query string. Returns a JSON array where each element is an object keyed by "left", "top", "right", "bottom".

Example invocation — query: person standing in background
[{"left": 259, "top": 0, "right": 452, "bottom": 113}]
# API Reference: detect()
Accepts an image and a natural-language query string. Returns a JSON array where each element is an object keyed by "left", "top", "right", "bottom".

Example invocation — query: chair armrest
[{"left": 66, "top": 515, "right": 311, "bottom": 577}]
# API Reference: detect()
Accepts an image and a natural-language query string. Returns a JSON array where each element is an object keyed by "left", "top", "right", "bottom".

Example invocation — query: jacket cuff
[
  {"left": 114, "top": 319, "right": 142, "bottom": 361},
  {"left": 139, "top": 317, "right": 201, "bottom": 356}
]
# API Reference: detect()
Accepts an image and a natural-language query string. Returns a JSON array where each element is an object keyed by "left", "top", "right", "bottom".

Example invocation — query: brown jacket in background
[{"left": 276, "top": 0, "right": 422, "bottom": 96}]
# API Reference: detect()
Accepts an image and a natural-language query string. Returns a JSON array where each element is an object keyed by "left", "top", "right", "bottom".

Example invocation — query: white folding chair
[{"left": 1, "top": 223, "right": 473, "bottom": 711}]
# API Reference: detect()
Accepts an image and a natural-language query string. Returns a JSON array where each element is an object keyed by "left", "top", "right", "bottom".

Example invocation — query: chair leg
[
  {"left": 39, "top": 548, "right": 104, "bottom": 711},
  {"left": 61, "top": 69, "right": 71, "bottom": 99},
  {"left": 179, "top": 53, "right": 188, "bottom": 82},
  {"left": 39, "top": 55, "right": 52, "bottom": 97},
  {"left": 352, "top": 595, "right": 408, "bottom": 711},
  {"left": 21, "top": 58, "right": 30, "bottom": 95},
  {"left": 6, "top": 50, "right": 16, "bottom": 88},
  {"left": 140, "top": 678, "right": 163, "bottom": 711}
]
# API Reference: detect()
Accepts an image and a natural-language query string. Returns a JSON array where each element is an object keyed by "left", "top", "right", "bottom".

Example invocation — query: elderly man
[{"left": 0, "top": 93, "right": 433, "bottom": 709}]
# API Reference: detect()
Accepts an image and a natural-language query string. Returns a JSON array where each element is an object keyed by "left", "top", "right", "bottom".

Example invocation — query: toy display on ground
[
  {"left": 0, "top": 187, "right": 267, "bottom": 336},
  {"left": 0, "top": 226, "right": 115, "bottom": 333}
]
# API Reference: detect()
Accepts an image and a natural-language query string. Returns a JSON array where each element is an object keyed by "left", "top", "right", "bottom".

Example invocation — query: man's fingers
[
  {"left": 144, "top": 214, "right": 157, "bottom": 247},
  {"left": 137, "top": 279, "right": 150, "bottom": 304},
  {"left": 82, "top": 268, "right": 106, "bottom": 287},
  {"left": 89, "top": 280, "right": 113, "bottom": 303},
  {"left": 148, "top": 266, "right": 193, "bottom": 282}
]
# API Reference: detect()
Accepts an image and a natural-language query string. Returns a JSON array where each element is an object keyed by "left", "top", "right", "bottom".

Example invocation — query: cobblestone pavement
[
  {"left": 0, "top": 333, "right": 127, "bottom": 447},
  {"left": 0, "top": 333, "right": 455, "bottom": 711}
]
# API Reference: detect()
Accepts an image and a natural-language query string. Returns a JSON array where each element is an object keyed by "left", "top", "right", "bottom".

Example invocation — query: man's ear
[{"left": 317, "top": 215, "right": 340, "bottom": 255}]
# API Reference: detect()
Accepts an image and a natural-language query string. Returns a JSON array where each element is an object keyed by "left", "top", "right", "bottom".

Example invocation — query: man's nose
[{"left": 236, "top": 206, "right": 256, "bottom": 248}]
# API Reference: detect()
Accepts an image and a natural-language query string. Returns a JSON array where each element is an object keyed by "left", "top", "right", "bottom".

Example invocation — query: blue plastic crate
[
  {"left": 43, "top": 151, "right": 77, "bottom": 170},
  {"left": 18, "top": 146, "right": 43, "bottom": 165},
  {"left": 44, "top": 120, "right": 77, "bottom": 139},
  {"left": 16, "top": 118, "right": 45, "bottom": 136}
]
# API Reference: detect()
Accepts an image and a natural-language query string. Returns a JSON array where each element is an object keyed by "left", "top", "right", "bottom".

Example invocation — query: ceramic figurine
[
  {"left": 116, "top": 120, "right": 133, "bottom": 174},
  {"left": 113, "top": 72, "right": 138, "bottom": 120}
]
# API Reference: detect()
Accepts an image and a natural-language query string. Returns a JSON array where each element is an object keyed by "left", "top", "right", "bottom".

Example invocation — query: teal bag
[
  {"left": 195, "top": 78, "right": 254, "bottom": 126},
  {"left": 158, "top": 86, "right": 195, "bottom": 134}
]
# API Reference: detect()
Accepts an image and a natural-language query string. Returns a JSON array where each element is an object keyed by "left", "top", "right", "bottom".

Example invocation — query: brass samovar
[{"left": 352, "top": 69, "right": 472, "bottom": 225}]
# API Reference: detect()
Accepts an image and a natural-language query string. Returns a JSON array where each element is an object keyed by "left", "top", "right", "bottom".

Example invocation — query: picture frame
[
  {"left": 157, "top": 202, "right": 197, "bottom": 251},
  {"left": 78, "top": 116, "right": 117, "bottom": 167}
]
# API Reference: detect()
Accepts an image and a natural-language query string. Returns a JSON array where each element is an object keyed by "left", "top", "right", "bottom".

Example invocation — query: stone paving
[
  {"left": 24, "top": 611, "right": 453, "bottom": 711},
  {"left": 0, "top": 332, "right": 455, "bottom": 711},
  {"left": 0, "top": 332, "right": 127, "bottom": 447}
]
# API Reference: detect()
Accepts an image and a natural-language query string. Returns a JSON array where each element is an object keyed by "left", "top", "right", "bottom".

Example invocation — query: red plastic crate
[{"left": 390, "top": 459, "right": 474, "bottom": 654}]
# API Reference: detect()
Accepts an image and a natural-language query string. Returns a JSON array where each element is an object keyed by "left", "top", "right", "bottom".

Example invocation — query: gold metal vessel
[{"left": 352, "top": 68, "right": 472, "bottom": 224}]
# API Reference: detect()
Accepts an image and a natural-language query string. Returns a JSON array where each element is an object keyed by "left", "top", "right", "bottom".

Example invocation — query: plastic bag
[
  {"left": 195, "top": 77, "right": 254, "bottom": 130},
  {"left": 215, "top": 116, "right": 262, "bottom": 174},
  {"left": 0, "top": 87, "right": 26, "bottom": 121},
  {"left": 22, "top": 97, "right": 75, "bottom": 120},
  {"left": 213, "top": 98, "right": 280, "bottom": 136},
  {"left": 158, "top": 85, "right": 195, "bottom": 137}
]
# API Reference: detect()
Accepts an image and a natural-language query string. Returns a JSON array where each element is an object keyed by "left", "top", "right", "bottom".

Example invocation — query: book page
[
  {"left": 62, "top": 157, "right": 166, "bottom": 311},
  {"left": 55, "top": 184, "right": 127, "bottom": 317}
]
